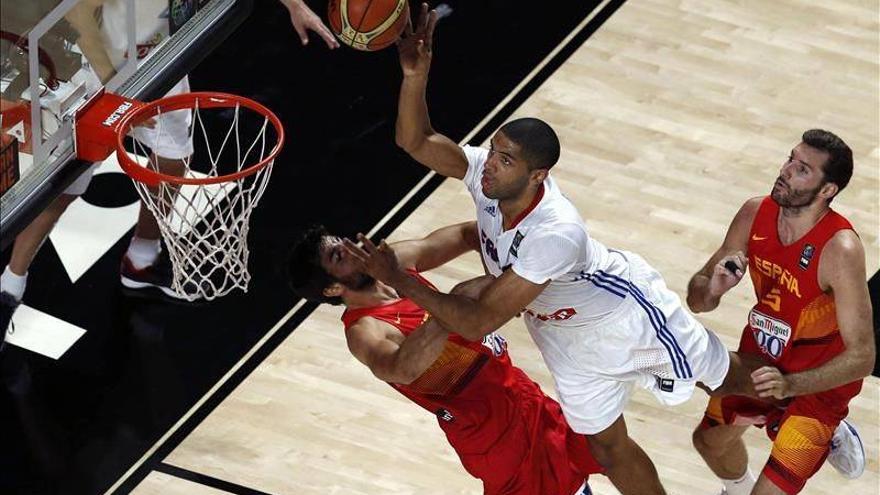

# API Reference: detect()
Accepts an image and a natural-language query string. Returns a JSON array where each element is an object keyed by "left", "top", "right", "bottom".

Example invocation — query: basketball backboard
[{"left": 0, "top": 0, "right": 252, "bottom": 250}]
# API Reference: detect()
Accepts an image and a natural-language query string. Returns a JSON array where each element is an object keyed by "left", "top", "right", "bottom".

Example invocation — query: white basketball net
[{"left": 126, "top": 100, "right": 276, "bottom": 301}]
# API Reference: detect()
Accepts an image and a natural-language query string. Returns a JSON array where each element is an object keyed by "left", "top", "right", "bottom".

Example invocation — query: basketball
[{"left": 328, "top": 0, "right": 410, "bottom": 51}]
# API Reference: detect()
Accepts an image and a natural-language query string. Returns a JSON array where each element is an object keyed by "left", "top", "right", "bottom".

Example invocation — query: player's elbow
[
  {"left": 390, "top": 366, "right": 426, "bottom": 385},
  {"left": 686, "top": 281, "right": 715, "bottom": 314},
  {"left": 374, "top": 367, "right": 418, "bottom": 385},
  {"left": 686, "top": 293, "right": 707, "bottom": 313},
  {"left": 855, "top": 348, "right": 875, "bottom": 379},
  {"left": 843, "top": 342, "right": 876, "bottom": 381},
  {"left": 394, "top": 128, "right": 424, "bottom": 154}
]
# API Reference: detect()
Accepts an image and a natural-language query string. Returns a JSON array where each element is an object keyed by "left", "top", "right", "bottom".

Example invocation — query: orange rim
[{"left": 115, "top": 92, "right": 284, "bottom": 187}]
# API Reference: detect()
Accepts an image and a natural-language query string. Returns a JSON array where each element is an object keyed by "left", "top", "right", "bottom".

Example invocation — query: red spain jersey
[
  {"left": 743, "top": 196, "right": 862, "bottom": 399},
  {"left": 341, "top": 272, "right": 601, "bottom": 495},
  {"left": 341, "top": 273, "right": 512, "bottom": 403}
]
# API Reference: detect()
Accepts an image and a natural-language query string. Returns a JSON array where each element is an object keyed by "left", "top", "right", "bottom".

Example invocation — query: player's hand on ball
[
  {"left": 398, "top": 3, "right": 437, "bottom": 77},
  {"left": 343, "top": 234, "right": 401, "bottom": 283}
]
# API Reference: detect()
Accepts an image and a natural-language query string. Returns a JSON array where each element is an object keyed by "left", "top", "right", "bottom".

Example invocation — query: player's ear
[
  {"left": 531, "top": 168, "right": 549, "bottom": 184},
  {"left": 323, "top": 283, "right": 344, "bottom": 298},
  {"left": 819, "top": 181, "right": 838, "bottom": 201}
]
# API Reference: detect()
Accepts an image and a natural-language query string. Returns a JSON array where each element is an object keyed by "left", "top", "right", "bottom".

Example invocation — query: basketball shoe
[
  {"left": 120, "top": 248, "right": 192, "bottom": 300},
  {"left": 828, "top": 419, "right": 865, "bottom": 479}
]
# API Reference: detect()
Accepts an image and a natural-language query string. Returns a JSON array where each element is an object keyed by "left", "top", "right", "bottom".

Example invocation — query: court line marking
[
  {"left": 106, "top": 0, "right": 618, "bottom": 492},
  {"left": 154, "top": 462, "right": 273, "bottom": 495}
]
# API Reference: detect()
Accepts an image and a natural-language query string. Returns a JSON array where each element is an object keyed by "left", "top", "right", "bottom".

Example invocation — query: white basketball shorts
[{"left": 525, "top": 251, "right": 730, "bottom": 435}]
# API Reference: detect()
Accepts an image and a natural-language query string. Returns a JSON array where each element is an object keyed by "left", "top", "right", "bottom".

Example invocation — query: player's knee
[
  {"left": 450, "top": 275, "right": 494, "bottom": 298},
  {"left": 692, "top": 427, "right": 711, "bottom": 454},
  {"left": 586, "top": 430, "right": 630, "bottom": 469},
  {"left": 692, "top": 426, "right": 731, "bottom": 458}
]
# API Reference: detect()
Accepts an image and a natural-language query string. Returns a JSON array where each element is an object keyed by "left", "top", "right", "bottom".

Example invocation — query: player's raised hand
[
  {"left": 708, "top": 251, "right": 747, "bottom": 298},
  {"left": 283, "top": 0, "right": 340, "bottom": 49},
  {"left": 398, "top": 3, "right": 438, "bottom": 77},
  {"left": 342, "top": 234, "right": 402, "bottom": 283}
]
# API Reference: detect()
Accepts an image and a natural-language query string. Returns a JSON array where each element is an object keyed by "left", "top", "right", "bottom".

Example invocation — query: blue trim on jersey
[
  {"left": 594, "top": 271, "right": 693, "bottom": 379},
  {"left": 584, "top": 274, "right": 627, "bottom": 298}
]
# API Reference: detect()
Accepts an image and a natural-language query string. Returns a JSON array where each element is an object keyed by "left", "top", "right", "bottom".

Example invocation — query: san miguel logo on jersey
[
  {"left": 748, "top": 309, "right": 792, "bottom": 359},
  {"left": 752, "top": 254, "right": 802, "bottom": 298},
  {"left": 798, "top": 244, "right": 815, "bottom": 270},
  {"left": 508, "top": 230, "right": 525, "bottom": 258}
]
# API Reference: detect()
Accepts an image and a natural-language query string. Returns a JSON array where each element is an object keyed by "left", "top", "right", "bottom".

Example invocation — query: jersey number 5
[{"left": 761, "top": 288, "right": 782, "bottom": 312}]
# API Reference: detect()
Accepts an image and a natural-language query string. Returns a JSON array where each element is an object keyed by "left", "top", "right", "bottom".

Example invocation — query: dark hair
[
  {"left": 286, "top": 225, "right": 343, "bottom": 305},
  {"left": 498, "top": 118, "right": 560, "bottom": 170},
  {"left": 802, "top": 129, "right": 853, "bottom": 199}
]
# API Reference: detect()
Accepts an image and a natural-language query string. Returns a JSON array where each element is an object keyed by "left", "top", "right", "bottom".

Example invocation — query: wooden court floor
[{"left": 127, "top": 0, "right": 878, "bottom": 493}]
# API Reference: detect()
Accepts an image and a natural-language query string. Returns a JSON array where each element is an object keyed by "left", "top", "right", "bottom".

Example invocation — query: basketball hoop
[{"left": 75, "top": 91, "right": 285, "bottom": 301}]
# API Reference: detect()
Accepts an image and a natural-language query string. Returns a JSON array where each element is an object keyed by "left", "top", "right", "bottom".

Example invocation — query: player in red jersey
[
  {"left": 687, "top": 129, "right": 874, "bottom": 495},
  {"left": 286, "top": 221, "right": 602, "bottom": 495}
]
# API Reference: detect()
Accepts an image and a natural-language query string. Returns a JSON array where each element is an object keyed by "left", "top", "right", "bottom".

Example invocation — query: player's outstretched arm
[
  {"left": 344, "top": 235, "right": 547, "bottom": 340},
  {"left": 346, "top": 316, "right": 449, "bottom": 384},
  {"left": 391, "top": 222, "right": 479, "bottom": 273},
  {"left": 395, "top": 3, "right": 468, "bottom": 179},
  {"left": 753, "top": 231, "right": 875, "bottom": 399},
  {"left": 687, "top": 197, "right": 761, "bottom": 313}
]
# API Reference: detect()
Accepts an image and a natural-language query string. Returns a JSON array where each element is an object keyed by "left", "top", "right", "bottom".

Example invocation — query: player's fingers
[
  {"left": 720, "top": 259, "right": 740, "bottom": 277},
  {"left": 735, "top": 252, "right": 748, "bottom": 269},
  {"left": 293, "top": 23, "right": 309, "bottom": 45},
  {"left": 357, "top": 233, "right": 379, "bottom": 253},
  {"left": 750, "top": 366, "right": 773, "bottom": 380},
  {"left": 418, "top": 2, "right": 429, "bottom": 31},
  {"left": 425, "top": 10, "right": 438, "bottom": 46},
  {"left": 342, "top": 239, "right": 367, "bottom": 260},
  {"left": 315, "top": 23, "right": 339, "bottom": 48}
]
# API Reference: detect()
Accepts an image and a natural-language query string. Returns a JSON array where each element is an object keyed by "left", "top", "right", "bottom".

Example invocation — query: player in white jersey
[{"left": 341, "top": 6, "right": 759, "bottom": 494}]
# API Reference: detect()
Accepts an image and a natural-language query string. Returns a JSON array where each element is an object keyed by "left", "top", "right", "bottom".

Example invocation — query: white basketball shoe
[{"left": 827, "top": 419, "right": 865, "bottom": 479}]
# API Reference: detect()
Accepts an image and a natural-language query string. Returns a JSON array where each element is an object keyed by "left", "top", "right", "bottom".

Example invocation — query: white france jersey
[{"left": 462, "top": 145, "right": 628, "bottom": 326}]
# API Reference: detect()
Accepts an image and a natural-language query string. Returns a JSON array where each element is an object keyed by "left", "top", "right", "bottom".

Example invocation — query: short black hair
[
  {"left": 286, "top": 225, "right": 343, "bottom": 305},
  {"left": 802, "top": 129, "right": 853, "bottom": 200},
  {"left": 498, "top": 118, "right": 560, "bottom": 170}
]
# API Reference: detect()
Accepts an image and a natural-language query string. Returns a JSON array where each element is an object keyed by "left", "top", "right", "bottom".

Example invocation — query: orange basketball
[{"left": 328, "top": 0, "right": 410, "bottom": 51}]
